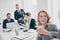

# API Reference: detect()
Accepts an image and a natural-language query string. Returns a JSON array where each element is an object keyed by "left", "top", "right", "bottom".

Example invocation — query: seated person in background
[
  {"left": 37, "top": 10, "right": 60, "bottom": 40},
  {"left": 3, "top": 13, "right": 14, "bottom": 29},
  {"left": 24, "top": 12, "right": 36, "bottom": 29}
]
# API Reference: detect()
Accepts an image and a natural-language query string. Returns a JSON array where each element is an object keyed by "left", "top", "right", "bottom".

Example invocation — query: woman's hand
[
  {"left": 42, "top": 29, "right": 51, "bottom": 35},
  {"left": 37, "top": 29, "right": 51, "bottom": 35}
]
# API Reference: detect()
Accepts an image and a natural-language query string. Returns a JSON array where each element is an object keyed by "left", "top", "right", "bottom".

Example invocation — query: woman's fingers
[{"left": 37, "top": 29, "right": 51, "bottom": 35}]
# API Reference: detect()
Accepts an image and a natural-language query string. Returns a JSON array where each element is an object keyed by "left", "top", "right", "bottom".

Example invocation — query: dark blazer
[
  {"left": 14, "top": 9, "right": 25, "bottom": 24},
  {"left": 29, "top": 19, "right": 36, "bottom": 29},
  {"left": 3, "top": 19, "right": 14, "bottom": 29},
  {"left": 24, "top": 18, "right": 36, "bottom": 29}
]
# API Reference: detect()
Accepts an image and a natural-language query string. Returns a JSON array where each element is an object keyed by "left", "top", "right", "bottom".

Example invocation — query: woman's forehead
[{"left": 39, "top": 12, "right": 47, "bottom": 16}]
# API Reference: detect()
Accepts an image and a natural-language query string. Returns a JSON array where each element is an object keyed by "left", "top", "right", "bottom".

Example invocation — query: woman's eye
[
  {"left": 44, "top": 16, "right": 47, "bottom": 17},
  {"left": 40, "top": 16, "right": 47, "bottom": 18},
  {"left": 40, "top": 16, "right": 42, "bottom": 18}
]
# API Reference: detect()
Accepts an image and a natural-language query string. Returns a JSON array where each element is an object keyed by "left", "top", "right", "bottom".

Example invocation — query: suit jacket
[
  {"left": 29, "top": 19, "right": 36, "bottom": 29},
  {"left": 24, "top": 18, "right": 36, "bottom": 29},
  {"left": 3, "top": 19, "right": 14, "bottom": 29},
  {"left": 14, "top": 9, "right": 25, "bottom": 24},
  {"left": 37, "top": 24, "right": 60, "bottom": 40},
  {"left": 47, "top": 24, "right": 60, "bottom": 39}
]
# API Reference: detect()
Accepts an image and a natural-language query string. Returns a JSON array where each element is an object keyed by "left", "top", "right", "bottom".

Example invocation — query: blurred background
[{"left": 0, "top": 0, "right": 60, "bottom": 29}]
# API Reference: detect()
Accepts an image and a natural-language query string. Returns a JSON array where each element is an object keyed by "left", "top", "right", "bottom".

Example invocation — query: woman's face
[{"left": 39, "top": 12, "right": 48, "bottom": 25}]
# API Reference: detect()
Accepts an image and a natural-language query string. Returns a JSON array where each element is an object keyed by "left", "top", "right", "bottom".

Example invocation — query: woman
[{"left": 37, "top": 10, "right": 60, "bottom": 40}]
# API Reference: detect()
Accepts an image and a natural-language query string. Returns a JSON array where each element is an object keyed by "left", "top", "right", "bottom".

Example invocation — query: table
[
  {"left": 0, "top": 25, "right": 60, "bottom": 40},
  {"left": 15, "top": 29, "right": 37, "bottom": 40},
  {"left": 52, "top": 38, "right": 60, "bottom": 40},
  {"left": 0, "top": 25, "right": 37, "bottom": 40},
  {"left": 0, "top": 29, "right": 16, "bottom": 40}
]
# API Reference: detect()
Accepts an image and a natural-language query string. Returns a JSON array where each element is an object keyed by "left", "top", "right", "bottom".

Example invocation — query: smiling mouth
[{"left": 41, "top": 20, "right": 45, "bottom": 22}]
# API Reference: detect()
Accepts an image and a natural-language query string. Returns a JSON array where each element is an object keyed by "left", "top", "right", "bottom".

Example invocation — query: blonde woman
[{"left": 37, "top": 10, "right": 60, "bottom": 40}]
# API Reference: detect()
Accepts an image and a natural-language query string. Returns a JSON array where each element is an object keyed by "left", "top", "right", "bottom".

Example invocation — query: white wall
[
  {"left": 0, "top": 0, "right": 23, "bottom": 23},
  {"left": 23, "top": 0, "right": 37, "bottom": 20},
  {"left": 52, "top": 0, "right": 59, "bottom": 28},
  {"left": 49, "top": 0, "right": 60, "bottom": 29},
  {"left": 37, "top": 0, "right": 48, "bottom": 12}
]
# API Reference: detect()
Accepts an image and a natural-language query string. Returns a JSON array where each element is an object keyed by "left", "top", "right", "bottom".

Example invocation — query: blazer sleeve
[
  {"left": 21, "top": 9, "right": 25, "bottom": 15},
  {"left": 3, "top": 20, "right": 6, "bottom": 29},
  {"left": 14, "top": 11, "right": 19, "bottom": 20},
  {"left": 32, "top": 19, "right": 36, "bottom": 26},
  {"left": 50, "top": 25, "right": 60, "bottom": 38},
  {"left": 20, "top": 9, "right": 25, "bottom": 18},
  {"left": 30, "top": 19, "right": 36, "bottom": 29},
  {"left": 11, "top": 19, "right": 14, "bottom": 22},
  {"left": 51, "top": 25, "right": 60, "bottom": 32}
]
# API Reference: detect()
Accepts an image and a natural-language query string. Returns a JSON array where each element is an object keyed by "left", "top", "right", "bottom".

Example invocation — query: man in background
[
  {"left": 14, "top": 4, "right": 25, "bottom": 25},
  {"left": 3, "top": 13, "right": 14, "bottom": 29},
  {"left": 24, "top": 12, "right": 36, "bottom": 29}
]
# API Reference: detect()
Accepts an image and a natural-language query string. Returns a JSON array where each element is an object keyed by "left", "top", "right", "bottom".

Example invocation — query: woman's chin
[{"left": 41, "top": 22, "right": 46, "bottom": 25}]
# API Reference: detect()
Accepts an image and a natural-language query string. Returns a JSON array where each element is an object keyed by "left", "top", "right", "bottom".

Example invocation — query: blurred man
[
  {"left": 24, "top": 12, "right": 36, "bottom": 29},
  {"left": 14, "top": 4, "right": 25, "bottom": 25},
  {"left": 3, "top": 13, "right": 14, "bottom": 29}
]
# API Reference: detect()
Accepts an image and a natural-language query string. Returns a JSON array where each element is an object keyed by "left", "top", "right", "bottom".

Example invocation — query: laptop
[{"left": 6, "top": 22, "right": 20, "bottom": 30}]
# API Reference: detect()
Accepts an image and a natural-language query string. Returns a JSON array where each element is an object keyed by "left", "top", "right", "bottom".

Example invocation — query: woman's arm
[
  {"left": 37, "top": 28, "right": 51, "bottom": 36},
  {"left": 50, "top": 24, "right": 60, "bottom": 32}
]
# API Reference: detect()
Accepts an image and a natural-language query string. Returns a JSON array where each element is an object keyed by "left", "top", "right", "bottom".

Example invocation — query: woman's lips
[{"left": 41, "top": 20, "right": 45, "bottom": 22}]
